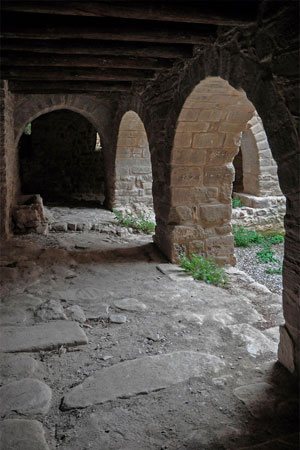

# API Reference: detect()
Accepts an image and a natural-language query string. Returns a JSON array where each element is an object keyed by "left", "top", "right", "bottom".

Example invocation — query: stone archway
[
  {"left": 237, "top": 111, "right": 282, "bottom": 197},
  {"left": 113, "top": 111, "right": 153, "bottom": 214},
  {"left": 1, "top": 92, "right": 111, "bottom": 237},
  {"left": 162, "top": 76, "right": 255, "bottom": 265}
]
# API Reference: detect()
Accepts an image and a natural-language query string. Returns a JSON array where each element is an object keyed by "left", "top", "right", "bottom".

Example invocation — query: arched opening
[
  {"left": 18, "top": 109, "right": 104, "bottom": 204},
  {"left": 165, "top": 76, "right": 256, "bottom": 265},
  {"left": 14, "top": 109, "right": 106, "bottom": 234},
  {"left": 231, "top": 111, "right": 285, "bottom": 234},
  {"left": 114, "top": 110, "right": 154, "bottom": 220}
]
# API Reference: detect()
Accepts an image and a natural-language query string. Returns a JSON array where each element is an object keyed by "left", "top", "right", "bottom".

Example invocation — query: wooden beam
[
  {"left": 1, "top": 39, "right": 193, "bottom": 59},
  {"left": 1, "top": 1, "right": 258, "bottom": 25},
  {"left": 1, "top": 14, "right": 216, "bottom": 44},
  {"left": 2, "top": 52, "right": 174, "bottom": 70},
  {"left": 2, "top": 67, "right": 157, "bottom": 81},
  {"left": 9, "top": 81, "right": 132, "bottom": 93}
]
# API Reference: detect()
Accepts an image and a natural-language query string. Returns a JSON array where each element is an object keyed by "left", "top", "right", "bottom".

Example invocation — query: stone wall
[
  {"left": 114, "top": 111, "right": 153, "bottom": 213},
  {"left": 18, "top": 109, "right": 105, "bottom": 203},
  {"left": 232, "top": 195, "right": 285, "bottom": 233},
  {"left": 0, "top": 80, "right": 18, "bottom": 237}
]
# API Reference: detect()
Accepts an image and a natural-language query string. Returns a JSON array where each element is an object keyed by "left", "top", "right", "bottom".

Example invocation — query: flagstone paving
[{"left": 0, "top": 230, "right": 298, "bottom": 449}]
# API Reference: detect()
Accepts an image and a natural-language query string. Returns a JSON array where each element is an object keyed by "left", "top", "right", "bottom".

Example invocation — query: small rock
[
  {"left": 0, "top": 419, "right": 50, "bottom": 450},
  {"left": 114, "top": 298, "right": 148, "bottom": 313},
  {"left": 35, "top": 299, "right": 67, "bottom": 321},
  {"left": 109, "top": 314, "right": 127, "bottom": 324},
  {"left": 65, "top": 305, "right": 86, "bottom": 323},
  {"left": 52, "top": 222, "right": 68, "bottom": 232},
  {"left": 0, "top": 354, "right": 41, "bottom": 381},
  {"left": 101, "top": 355, "right": 114, "bottom": 361},
  {"left": 0, "top": 378, "right": 52, "bottom": 417}
]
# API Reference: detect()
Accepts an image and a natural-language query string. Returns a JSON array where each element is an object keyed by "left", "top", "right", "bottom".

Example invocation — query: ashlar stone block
[
  {"left": 171, "top": 167, "right": 202, "bottom": 187},
  {"left": 199, "top": 204, "right": 231, "bottom": 224}
]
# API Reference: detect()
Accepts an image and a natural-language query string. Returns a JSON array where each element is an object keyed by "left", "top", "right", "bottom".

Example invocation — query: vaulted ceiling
[{"left": 1, "top": 1, "right": 261, "bottom": 95}]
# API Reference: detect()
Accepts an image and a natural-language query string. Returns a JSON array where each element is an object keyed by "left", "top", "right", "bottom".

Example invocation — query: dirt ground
[{"left": 0, "top": 209, "right": 299, "bottom": 450}]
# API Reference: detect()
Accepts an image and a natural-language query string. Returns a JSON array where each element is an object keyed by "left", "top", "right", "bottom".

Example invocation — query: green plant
[
  {"left": 256, "top": 246, "right": 280, "bottom": 264},
  {"left": 113, "top": 209, "right": 155, "bottom": 234},
  {"left": 24, "top": 123, "right": 31, "bottom": 135},
  {"left": 179, "top": 253, "right": 228, "bottom": 286},
  {"left": 232, "top": 225, "right": 263, "bottom": 247},
  {"left": 232, "top": 196, "right": 244, "bottom": 208},
  {"left": 265, "top": 266, "right": 282, "bottom": 275}
]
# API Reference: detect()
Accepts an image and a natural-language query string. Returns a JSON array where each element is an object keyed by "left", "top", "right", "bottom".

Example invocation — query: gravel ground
[{"left": 235, "top": 243, "right": 284, "bottom": 294}]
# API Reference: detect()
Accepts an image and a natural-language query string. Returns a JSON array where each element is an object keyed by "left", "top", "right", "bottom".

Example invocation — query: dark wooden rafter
[
  {"left": 1, "top": 39, "right": 193, "bottom": 59},
  {"left": 1, "top": 13, "right": 217, "bottom": 44},
  {"left": 9, "top": 81, "right": 132, "bottom": 93},
  {"left": 2, "top": 52, "right": 175, "bottom": 70},
  {"left": 2, "top": 67, "right": 157, "bottom": 81},
  {"left": 1, "top": 1, "right": 259, "bottom": 26}
]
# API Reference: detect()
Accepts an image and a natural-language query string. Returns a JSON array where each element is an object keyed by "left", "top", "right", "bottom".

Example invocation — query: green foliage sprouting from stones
[
  {"left": 179, "top": 254, "right": 228, "bottom": 286},
  {"left": 113, "top": 209, "right": 155, "bottom": 234},
  {"left": 232, "top": 196, "right": 244, "bottom": 208},
  {"left": 232, "top": 225, "right": 284, "bottom": 274},
  {"left": 24, "top": 123, "right": 31, "bottom": 135}
]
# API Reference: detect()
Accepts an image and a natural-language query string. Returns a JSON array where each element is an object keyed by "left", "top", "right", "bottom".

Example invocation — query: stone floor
[{"left": 0, "top": 211, "right": 299, "bottom": 450}]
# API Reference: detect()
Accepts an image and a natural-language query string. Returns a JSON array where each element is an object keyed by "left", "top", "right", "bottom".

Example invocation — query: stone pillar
[
  {"left": 0, "top": 80, "right": 18, "bottom": 238},
  {"left": 167, "top": 77, "right": 254, "bottom": 264}
]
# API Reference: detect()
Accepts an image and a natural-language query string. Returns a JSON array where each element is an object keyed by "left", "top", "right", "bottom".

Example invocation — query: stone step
[{"left": 0, "top": 320, "right": 88, "bottom": 353}]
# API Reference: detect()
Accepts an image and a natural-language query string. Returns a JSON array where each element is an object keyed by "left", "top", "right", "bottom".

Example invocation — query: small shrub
[
  {"left": 232, "top": 196, "right": 244, "bottom": 208},
  {"left": 113, "top": 209, "right": 155, "bottom": 234},
  {"left": 265, "top": 266, "right": 282, "bottom": 275},
  {"left": 179, "top": 254, "right": 228, "bottom": 286},
  {"left": 232, "top": 225, "right": 263, "bottom": 247},
  {"left": 256, "top": 247, "right": 280, "bottom": 264},
  {"left": 24, "top": 123, "right": 31, "bottom": 135}
]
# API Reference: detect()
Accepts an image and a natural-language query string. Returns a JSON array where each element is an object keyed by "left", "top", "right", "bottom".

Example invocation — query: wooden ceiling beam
[
  {"left": 1, "top": 39, "right": 193, "bottom": 59},
  {"left": 1, "top": 14, "right": 216, "bottom": 44},
  {"left": 1, "top": 1, "right": 258, "bottom": 25},
  {"left": 2, "top": 52, "right": 174, "bottom": 70},
  {"left": 9, "top": 81, "right": 132, "bottom": 93},
  {"left": 2, "top": 67, "right": 156, "bottom": 82}
]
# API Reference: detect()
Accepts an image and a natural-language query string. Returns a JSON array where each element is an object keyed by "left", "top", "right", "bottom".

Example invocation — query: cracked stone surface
[
  {"left": 0, "top": 320, "right": 88, "bottom": 352},
  {"left": 62, "top": 351, "right": 224, "bottom": 410},
  {"left": 0, "top": 419, "right": 50, "bottom": 450},
  {"left": 0, "top": 228, "right": 298, "bottom": 450},
  {"left": 0, "top": 379, "right": 52, "bottom": 417}
]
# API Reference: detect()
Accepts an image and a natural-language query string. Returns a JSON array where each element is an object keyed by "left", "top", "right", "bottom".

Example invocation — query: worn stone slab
[
  {"left": 0, "top": 354, "right": 42, "bottom": 381},
  {"left": 228, "top": 324, "right": 278, "bottom": 356},
  {"left": 0, "top": 306, "right": 28, "bottom": 325},
  {"left": 0, "top": 419, "right": 50, "bottom": 450},
  {"left": 114, "top": 298, "right": 148, "bottom": 312},
  {"left": 0, "top": 320, "right": 88, "bottom": 353},
  {"left": 234, "top": 383, "right": 275, "bottom": 418},
  {"left": 62, "top": 351, "right": 224, "bottom": 409},
  {"left": 0, "top": 378, "right": 52, "bottom": 417},
  {"left": 156, "top": 264, "right": 194, "bottom": 282}
]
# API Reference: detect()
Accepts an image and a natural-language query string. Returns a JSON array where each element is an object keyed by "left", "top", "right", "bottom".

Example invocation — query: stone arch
[
  {"left": 18, "top": 109, "right": 105, "bottom": 203},
  {"left": 113, "top": 110, "right": 153, "bottom": 213},
  {"left": 14, "top": 94, "right": 107, "bottom": 146},
  {"left": 164, "top": 76, "right": 255, "bottom": 265},
  {"left": 237, "top": 111, "right": 282, "bottom": 197}
]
